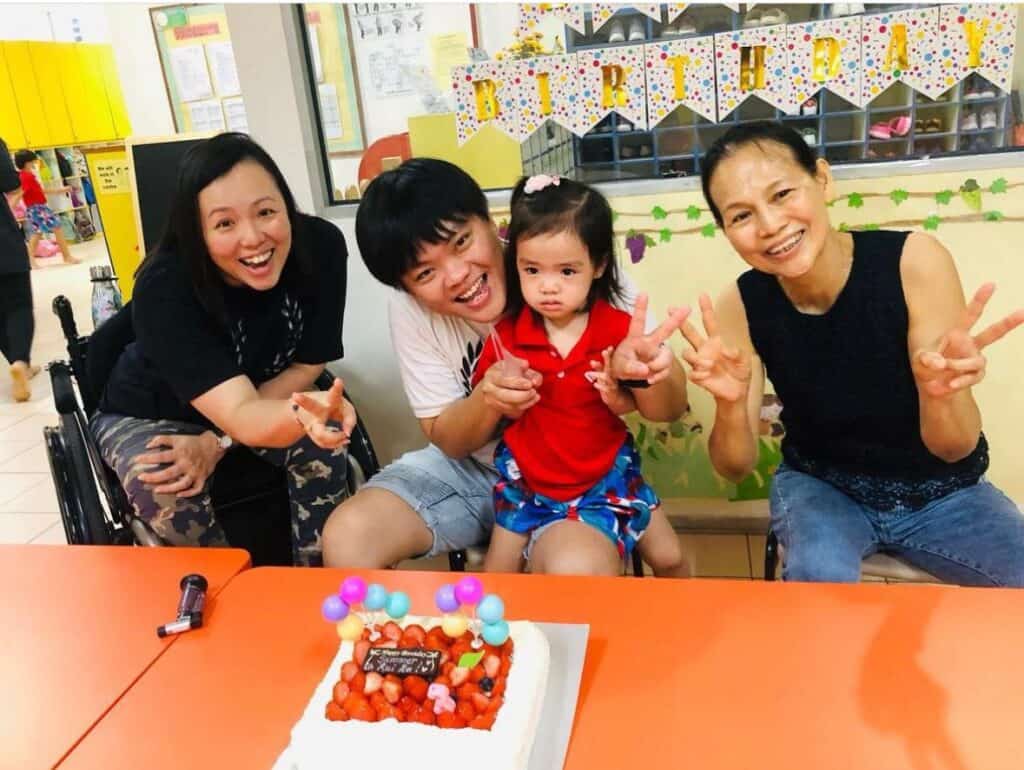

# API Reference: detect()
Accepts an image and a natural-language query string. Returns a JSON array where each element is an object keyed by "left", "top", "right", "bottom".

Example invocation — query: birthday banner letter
[
  {"left": 787, "top": 17, "right": 863, "bottom": 108},
  {"left": 645, "top": 37, "right": 717, "bottom": 125}
]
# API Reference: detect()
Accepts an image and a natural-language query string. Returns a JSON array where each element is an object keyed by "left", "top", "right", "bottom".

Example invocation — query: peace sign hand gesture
[
  {"left": 912, "top": 283, "right": 1024, "bottom": 399},
  {"left": 290, "top": 377, "right": 358, "bottom": 450},
  {"left": 678, "top": 294, "right": 752, "bottom": 404},
  {"left": 610, "top": 293, "right": 691, "bottom": 385}
]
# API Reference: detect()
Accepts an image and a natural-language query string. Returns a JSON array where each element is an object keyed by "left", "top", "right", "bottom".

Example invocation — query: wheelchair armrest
[{"left": 48, "top": 362, "right": 80, "bottom": 416}]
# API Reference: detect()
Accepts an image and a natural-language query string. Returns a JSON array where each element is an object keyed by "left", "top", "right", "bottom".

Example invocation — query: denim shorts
[{"left": 363, "top": 443, "right": 498, "bottom": 558}]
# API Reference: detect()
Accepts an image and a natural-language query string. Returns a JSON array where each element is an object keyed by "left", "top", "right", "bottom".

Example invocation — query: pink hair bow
[{"left": 523, "top": 174, "right": 561, "bottom": 194}]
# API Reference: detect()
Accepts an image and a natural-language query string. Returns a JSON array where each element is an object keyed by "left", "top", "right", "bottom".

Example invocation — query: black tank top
[{"left": 738, "top": 229, "right": 987, "bottom": 511}]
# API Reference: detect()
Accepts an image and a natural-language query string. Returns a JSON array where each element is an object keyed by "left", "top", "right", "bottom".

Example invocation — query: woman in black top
[
  {"left": 683, "top": 121, "right": 1024, "bottom": 586},
  {"left": 0, "top": 136, "right": 36, "bottom": 402},
  {"left": 92, "top": 133, "right": 354, "bottom": 566}
]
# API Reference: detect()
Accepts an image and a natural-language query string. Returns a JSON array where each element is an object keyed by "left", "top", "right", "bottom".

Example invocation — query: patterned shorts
[
  {"left": 493, "top": 435, "right": 659, "bottom": 557},
  {"left": 24, "top": 204, "right": 60, "bottom": 236}
]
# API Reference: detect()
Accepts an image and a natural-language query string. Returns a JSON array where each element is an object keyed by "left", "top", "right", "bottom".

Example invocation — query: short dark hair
[
  {"left": 137, "top": 132, "right": 308, "bottom": 322},
  {"left": 701, "top": 121, "right": 819, "bottom": 226},
  {"left": 504, "top": 176, "right": 623, "bottom": 318},
  {"left": 14, "top": 150, "right": 38, "bottom": 169},
  {"left": 355, "top": 158, "right": 490, "bottom": 289}
]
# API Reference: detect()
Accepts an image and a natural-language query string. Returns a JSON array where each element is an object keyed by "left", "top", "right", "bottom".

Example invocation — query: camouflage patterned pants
[{"left": 90, "top": 412, "right": 349, "bottom": 566}]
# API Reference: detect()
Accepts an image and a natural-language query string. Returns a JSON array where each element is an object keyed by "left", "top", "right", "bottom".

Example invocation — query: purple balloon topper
[
  {"left": 454, "top": 576, "right": 484, "bottom": 606},
  {"left": 321, "top": 595, "right": 349, "bottom": 622},
  {"left": 435, "top": 583, "right": 460, "bottom": 614},
  {"left": 339, "top": 576, "right": 368, "bottom": 605}
]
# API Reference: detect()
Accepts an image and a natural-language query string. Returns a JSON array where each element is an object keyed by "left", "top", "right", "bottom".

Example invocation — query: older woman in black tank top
[{"left": 681, "top": 121, "right": 1024, "bottom": 586}]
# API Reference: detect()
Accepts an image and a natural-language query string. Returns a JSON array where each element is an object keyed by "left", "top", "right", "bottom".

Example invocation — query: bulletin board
[
  {"left": 303, "top": 4, "right": 365, "bottom": 154},
  {"left": 149, "top": 4, "right": 249, "bottom": 135}
]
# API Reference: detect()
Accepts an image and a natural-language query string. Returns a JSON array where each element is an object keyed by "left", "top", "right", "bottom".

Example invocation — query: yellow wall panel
[
  {"left": 85, "top": 148, "right": 139, "bottom": 299},
  {"left": 96, "top": 46, "right": 131, "bottom": 139},
  {"left": 3, "top": 42, "right": 51, "bottom": 148},
  {"left": 0, "top": 46, "right": 27, "bottom": 148},
  {"left": 27, "top": 42, "right": 75, "bottom": 146},
  {"left": 74, "top": 45, "right": 116, "bottom": 142},
  {"left": 54, "top": 43, "right": 88, "bottom": 142}
]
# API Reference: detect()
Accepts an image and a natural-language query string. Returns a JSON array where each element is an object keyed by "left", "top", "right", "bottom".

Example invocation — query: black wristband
[{"left": 617, "top": 378, "right": 651, "bottom": 389}]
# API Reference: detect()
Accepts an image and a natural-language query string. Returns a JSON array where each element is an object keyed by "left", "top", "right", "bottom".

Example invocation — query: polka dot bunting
[
  {"left": 645, "top": 36, "right": 716, "bottom": 126},
  {"left": 860, "top": 6, "right": 943, "bottom": 102},
  {"left": 665, "top": 4, "right": 689, "bottom": 25},
  {"left": 714, "top": 25, "right": 795, "bottom": 121},
  {"left": 518, "top": 3, "right": 585, "bottom": 37},
  {"left": 451, "top": 61, "right": 522, "bottom": 146},
  {"left": 787, "top": 17, "right": 864, "bottom": 108},
  {"left": 574, "top": 44, "right": 649, "bottom": 135},
  {"left": 938, "top": 3, "right": 1016, "bottom": 93},
  {"left": 593, "top": 3, "right": 662, "bottom": 32}
]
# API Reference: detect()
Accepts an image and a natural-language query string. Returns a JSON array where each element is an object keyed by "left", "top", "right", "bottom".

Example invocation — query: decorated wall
[
  {"left": 453, "top": 3, "right": 1016, "bottom": 144},
  {"left": 494, "top": 170, "right": 1024, "bottom": 503}
]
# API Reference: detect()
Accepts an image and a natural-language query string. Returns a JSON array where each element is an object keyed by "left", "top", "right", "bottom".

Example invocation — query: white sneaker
[
  {"left": 980, "top": 107, "right": 998, "bottom": 130},
  {"left": 961, "top": 111, "right": 979, "bottom": 131},
  {"left": 760, "top": 8, "right": 788, "bottom": 25},
  {"left": 742, "top": 10, "right": 762, "bottom": 28},
  {"left": 627, "top": 18, "right": 645, "bottom": 41},
  {"left": 832, "top": 3, "right": 850, "bottom": 16},
  {"left": 607, "top": 21, "right": 625, "bottom": 43}
]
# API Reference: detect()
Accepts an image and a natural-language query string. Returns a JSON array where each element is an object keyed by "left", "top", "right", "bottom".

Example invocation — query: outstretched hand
[
  {"left": 912, "top": 283, "right": 1024, "bottom": 399},
  {"left": 290, "top": 377, "right": 358, "bottom": 450},
  {"left": 588, "top": 346, "right": 636, "bottom": 414},
  {"left": 678, "top": 294, "right": 752, "bottom": 403},
  {"left": 610, "top": 293, "right": 691, "bottom": 385}
]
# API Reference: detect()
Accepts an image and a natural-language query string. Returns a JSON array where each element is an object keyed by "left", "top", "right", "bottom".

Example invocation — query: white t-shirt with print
[{"left": 388, "top": 272, "right": 655, "bottom": 467}]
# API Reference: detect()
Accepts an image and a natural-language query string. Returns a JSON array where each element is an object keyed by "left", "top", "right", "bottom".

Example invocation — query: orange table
[
  {"left": 59, "top": 568, "right": 1024, "bottom": 770},
  {"left": 1, "top": 544, "right": 250, "bottom": 770}
]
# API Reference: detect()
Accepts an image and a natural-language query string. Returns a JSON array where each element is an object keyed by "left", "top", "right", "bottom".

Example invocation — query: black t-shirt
[
  {"left": 0, "top": 138, "right": 29, "bottom": 276},
  {"left": 99, "top": 214, "right": 347, "bottom": 427}
]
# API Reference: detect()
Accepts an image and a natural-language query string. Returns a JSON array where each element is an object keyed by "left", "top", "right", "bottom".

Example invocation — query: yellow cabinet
[
  {"left": 96, "top": 46, "right": 131, "bottom": 139},
  {"left": 27, "top": 42, "right": 76, "bottom": 146},
  {"left": 2, "top": 42, "right": 51, "bottom": 148},
  {"left": 55, "top": 43, "right": 115, "bottom": 144},
  {"left": 0, "top": 45, "right": 27, "bottom": 148},
  {"left": 76, "top": 45, "right": 116, "bottom": 142}
]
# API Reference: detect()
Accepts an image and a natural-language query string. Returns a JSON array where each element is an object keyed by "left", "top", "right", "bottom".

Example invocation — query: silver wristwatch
[{"left": 213, "top": 431, "right": 234, "bottom": 451}]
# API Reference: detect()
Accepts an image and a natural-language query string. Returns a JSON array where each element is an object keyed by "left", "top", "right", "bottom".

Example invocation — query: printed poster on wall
[
  {"left": 938, "top": 3, "right": 1017, "bottom": 93},
  {"left": 645, "top": 36, "right": 716, "bottom": 126},
  {"left": 786, "top": 17, "right": 863, "bottom": 108},
  {"left": 715, "top": 25, "right": 794, "bottom": 121},
  {"left": 860, "top": 6, "right": 943, "bottom": 102}
]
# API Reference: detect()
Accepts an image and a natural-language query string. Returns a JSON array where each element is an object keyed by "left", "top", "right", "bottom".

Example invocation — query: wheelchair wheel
[
  {"left": 58, "top": 411, "right": 114, "bottom": 545},
  {"left": 45, "top": 426, "right": 86, "bottom": 545}
]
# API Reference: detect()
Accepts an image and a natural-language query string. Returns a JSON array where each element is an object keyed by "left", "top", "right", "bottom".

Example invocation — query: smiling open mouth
[
  {"left": 765, "top": 231, "right": 804, "bottom": 257},
  {"left": 240, "top": 250, "right": 273, "bottom": 268},
  {"left": 454, "top": 274, "right": 488, "bottom": 304}
]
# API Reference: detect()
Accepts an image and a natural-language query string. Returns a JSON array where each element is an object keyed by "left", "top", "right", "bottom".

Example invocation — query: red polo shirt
[
  {"left": 473, "top": 299, "right": 630, "bottom": 500},
  {"left": 18, "top": 169, "right": 46, "bottom": 207}
]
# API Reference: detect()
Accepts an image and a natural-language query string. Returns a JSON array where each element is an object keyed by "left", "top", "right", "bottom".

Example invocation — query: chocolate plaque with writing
[{"left": 362, "top": 648, "right": 442, "bottom": 678}]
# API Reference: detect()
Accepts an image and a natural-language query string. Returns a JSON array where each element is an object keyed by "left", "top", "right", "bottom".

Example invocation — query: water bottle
[{"left": 90, "top": 265, "right": 123, "bottom": 328}]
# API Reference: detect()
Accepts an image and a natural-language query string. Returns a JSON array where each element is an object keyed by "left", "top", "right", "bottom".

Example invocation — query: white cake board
[{"left": 272, "top": 622, "right": 589, "bottom": 770}]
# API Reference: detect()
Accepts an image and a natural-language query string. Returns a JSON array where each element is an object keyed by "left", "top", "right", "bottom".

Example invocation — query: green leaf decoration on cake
[
  {"left": 934, "top": 190, "right": 953, "bottom": 205},
  {"left": 847, "top": 193, "right": 864, "bottom": 208},
  {"left": 889, "top": 189, "right": 909, "bottom": 205},
  {"left": 685, "top": 205, "right": 702, "bottom": 220},
  {"left": 458, "top": 651, "right": 484, "bottom": 669},
  {"left": 984, "top": 210, "right": 1004, "bottom": 222},
  {"left": 700, "top": 223, "right": 716, "bottom": 238},
  {"left": 651, "top": 205, "right": 668, "bottom": 220},
  {"left": 659, "top": 228, "right": 673, "bottom": 243},
  {"left": 923, "top": 215, "right": 941, "bottom": 231},
  {"left": 990, "top": 177, "right": 1008, "bottom": 194}
]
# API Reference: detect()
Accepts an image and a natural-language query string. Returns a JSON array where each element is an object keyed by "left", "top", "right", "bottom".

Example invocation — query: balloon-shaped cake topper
[
  {"left": 321, "top": 595, "right": 349, "bottom": 622},
  {"left": 385, "top": 590, "right": 411, "bottom": 620},
  {"left": 476, "top": 594, "right": 504, "bottom": 625},
  {"left": 482, "top": 618, "right": 510, "bottom": 646},
  {"left": 435, "top": 583, "right": 460, "bottom": 614},
  {"left": 337, "top": 613, "right": 364, "bottom": 642},
  {"left": 441, "top": 612, "right": 469, "bottom": 638},
  {"left": 454, "top": 576, "right": 483, "bottom": 606},
  {"left": 364, "top": 583, "right": 388, "bottom": 612},
  {"left": 339, "top": 576, "right": 367, "bottom": 605}
]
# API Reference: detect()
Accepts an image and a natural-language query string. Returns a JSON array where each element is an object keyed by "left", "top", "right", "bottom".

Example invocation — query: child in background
[
  {"left": 13, "top": 150, "right": 79, "bottom": 267},
  {"left": 473, "top": 174, "right": 690, "bottom": 577}
]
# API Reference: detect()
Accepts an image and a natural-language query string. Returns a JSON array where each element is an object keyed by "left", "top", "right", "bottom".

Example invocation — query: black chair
[{"left": 44, "top": 295, "right": 380, "bottom": 566}]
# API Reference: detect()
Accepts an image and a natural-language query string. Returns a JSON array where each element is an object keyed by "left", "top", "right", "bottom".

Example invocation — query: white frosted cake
[{"left": 276, "top": 616, "right": 550, "bottom": 770}]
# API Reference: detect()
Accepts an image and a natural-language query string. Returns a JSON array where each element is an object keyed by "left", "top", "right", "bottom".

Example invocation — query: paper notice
[{"left": 169, "top": 44, "right": 214, "bottom": 102}]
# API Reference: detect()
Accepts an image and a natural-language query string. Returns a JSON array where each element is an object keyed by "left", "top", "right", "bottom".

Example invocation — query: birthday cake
[{"left": 276, "top": 577, "right": 550, "bottom": 770}]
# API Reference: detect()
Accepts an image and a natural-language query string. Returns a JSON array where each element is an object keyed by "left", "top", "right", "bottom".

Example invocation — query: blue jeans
[{"left": 770, "top": 463, "right": 1024, "bottom": 586}]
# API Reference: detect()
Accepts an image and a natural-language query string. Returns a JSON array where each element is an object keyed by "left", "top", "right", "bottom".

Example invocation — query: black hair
[
  {"left": 504, "top": 176, "right": 623, "bottom": 318},
  {"left": 14, "top": 150, "right": 39, "bottom": 169},
  {"left": 355, "top": 158, "right": 490, "bottom": 289},
  {"left": 700, "top": 121, "right": 819, "bottom": 226},
  {"left": 136, "top": 132, "right": 308, "bottom": 322}
]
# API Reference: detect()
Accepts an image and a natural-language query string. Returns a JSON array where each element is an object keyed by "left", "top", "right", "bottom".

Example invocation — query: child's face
[
  {"left": 401, "top": 215, "right": 506, "bottom": 324},
  {"left": 516, "top": 230, "right": 602, "bottom": 325}
]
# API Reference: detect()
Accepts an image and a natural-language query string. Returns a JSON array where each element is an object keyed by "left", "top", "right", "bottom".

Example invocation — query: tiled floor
[
  {"left": 0, "top": 238, "right": 108, "bottom": 546},
  {"left": 0, "top": 238, "right": 770, "bottom": 578}
]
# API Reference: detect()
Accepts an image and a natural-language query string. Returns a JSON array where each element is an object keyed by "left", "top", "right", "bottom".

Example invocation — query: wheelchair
[{"left": 44, "top": 295, "right": 381, "bottom": 566}]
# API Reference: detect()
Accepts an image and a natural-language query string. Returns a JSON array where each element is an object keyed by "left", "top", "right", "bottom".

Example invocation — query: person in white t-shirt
[{"left": 310, "top": 159, "right": 690, "bottom": 574}]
